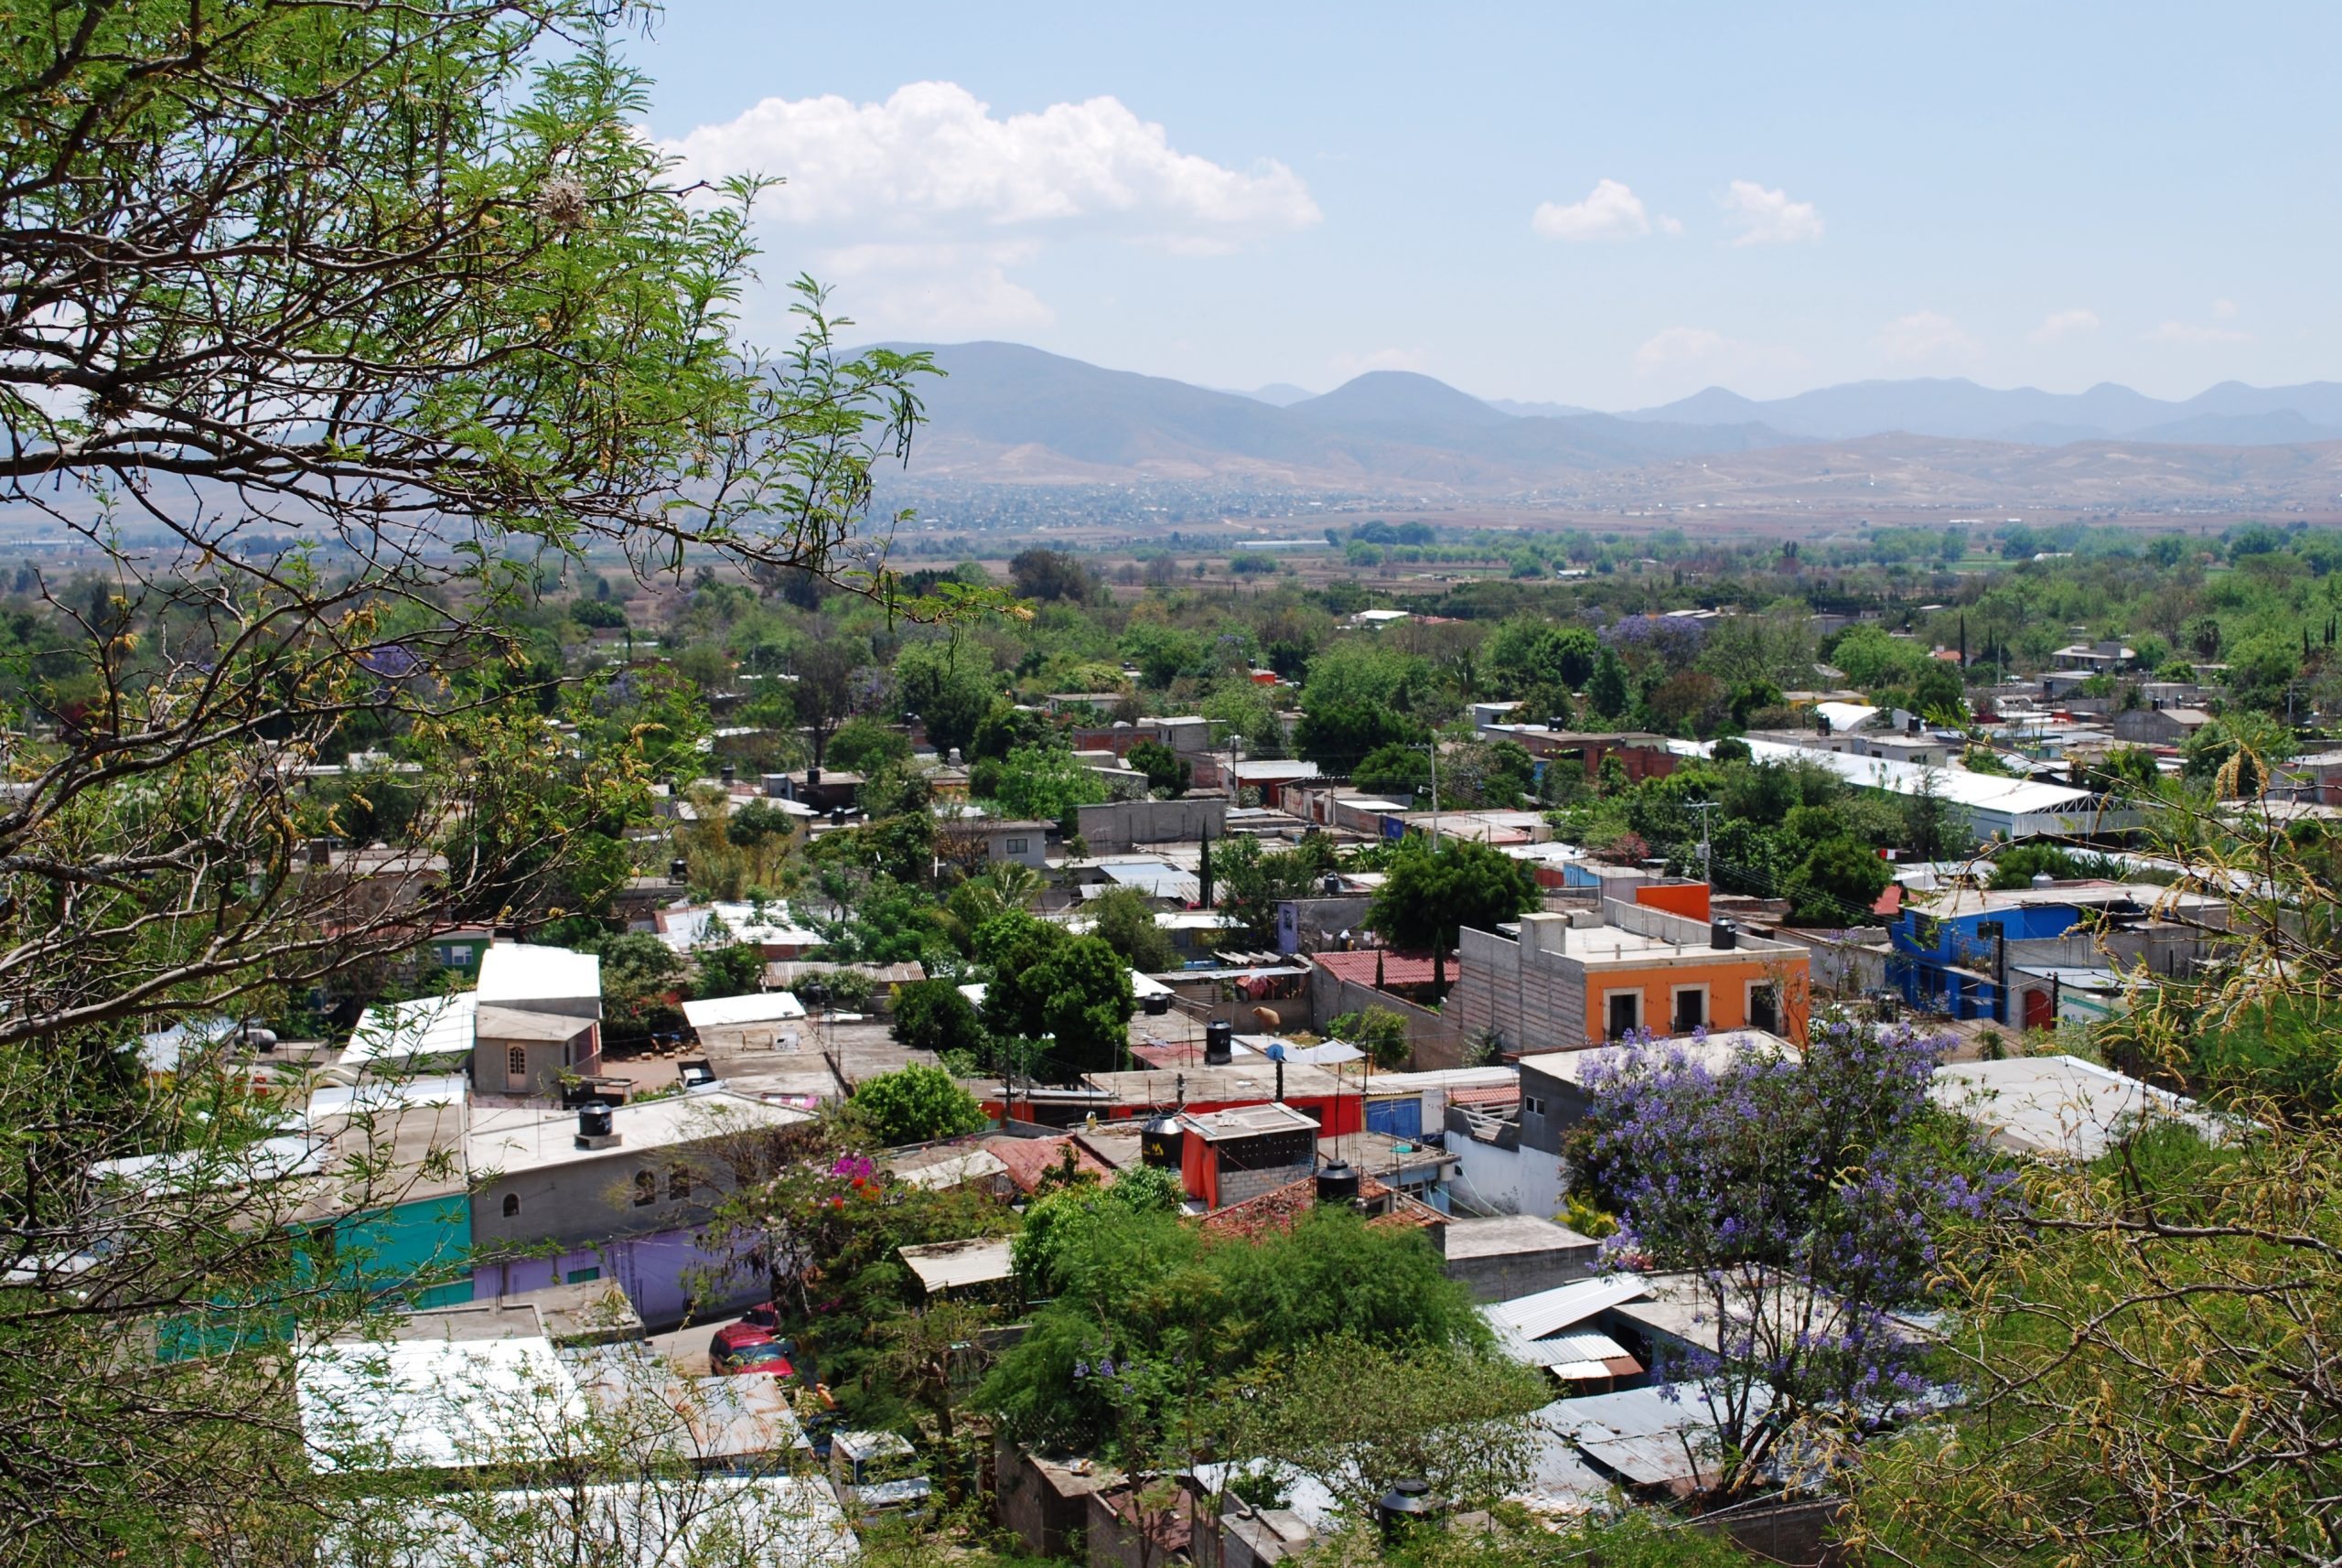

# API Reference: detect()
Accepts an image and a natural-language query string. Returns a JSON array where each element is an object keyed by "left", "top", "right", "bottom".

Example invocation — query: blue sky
[{"left": 635, "top": 2, "right": 2341, "bottom": 409}]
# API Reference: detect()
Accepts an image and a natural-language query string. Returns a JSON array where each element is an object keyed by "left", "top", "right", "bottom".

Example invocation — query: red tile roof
[
  {"left": 1310, "top": 950, "right": 1443, "bottom": 988},
  {"left": 1198, "top": 1173, "right": 1446, "bottom": 1241},
  {"left": 977, "top": 1134, "right": 1112, "bottom": 1195}
]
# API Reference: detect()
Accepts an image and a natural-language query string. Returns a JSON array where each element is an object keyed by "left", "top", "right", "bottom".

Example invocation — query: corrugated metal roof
[
  {"left": 1487, "top": 1273, "right": 1654, "bottom": 1344},
  {"left": 1535, "top": 1329, "right": 1642, "bottom": 1380}
]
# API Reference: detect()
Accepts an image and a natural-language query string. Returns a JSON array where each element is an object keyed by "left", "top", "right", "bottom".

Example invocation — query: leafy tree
[
  {"left": 1366, "top": 840, "right": 1539, "bottom": 954},
  {"left": 1086, "top": 886, "right": 1176, "bottom": 972},
  {"left": 1353, "top": 743, "right": 1431, "bottom": 799},
  {"left": 891, "top": 978, "right": 990, "bottom": 1063},
  {"left": 893, "top": 641, "right": 996, "bottom": 758},
  {"left": 1577, "top": 1020, "right": 2002, "bottom": 1503},
  {"left": 1293, "top": 698, "right": 1425, "bottom": 769},
  {"left": 1988, "top": 843, "right": 2079, "bottom": 889},
  {"left": 822, "top": 716, "right": 910, "bottom": 776},
  {"left": 1124, "top": 739, "right": 1191, "bottom": 796},
  {"left": 1212, "top": 832, "right": 1337, "bottom": 943},
  {"left": 694, "top": 941, "right": 768, "bottom": 1000},
  {"left": 991, "top": 744, "right": 1112, "bottom": 824},
  {"left": 588, "top": 931, "right": 688, "bottom": 1045},
  {"left": 1011, "top": 1165, "right": 1184, "bottom": 1298},
  {"left": 790, "top": 639, "right": 864, "bottom": 768},
  {"left": 852, "top": 1064, "right": 986, "bottom": 1146},
  {"left": 1327, "top": 1006, "right": 1412, "bottom": 1071},
  {"left": 725, "top": 800, "right": 795, "bottom": 848},
  {"left": 974, "top": 912, "right": 1134, "bottom": 1079},
  {"left": 1587, "top": 645, "right": 1631, "bottom": 719},
  {"left": 1010, "top": 547, "right": 1100, "bottom": 604},
  {"left": 1782, "top": 835, "right": 1893, "bottom": 924},
  {"left": 969, "top": 701, "right": 1055, "bottom": 763}
]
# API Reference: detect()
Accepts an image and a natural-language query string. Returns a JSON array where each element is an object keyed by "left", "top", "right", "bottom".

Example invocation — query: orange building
[{"left": 1449, "top": 891, "right": 1810, "bottom": 1055}]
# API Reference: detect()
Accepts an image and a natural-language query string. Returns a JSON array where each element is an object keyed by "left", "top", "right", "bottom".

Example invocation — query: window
[
  {"left": 500, "top": 1193, "right": 521, "bottom": 1219},
  {"left": 1605, "top": 991, "right": 1641, "bottom": 1040},
  {"left": 565, "top": 1266, "right": 601, "bottom": 1284},
  {"left": 1523, "top": 1094, "right": 1546, "bottom": 1117},
  {"left": 1671, "top": 985, "right": 1707, "bottom": 1033},
  {"left": 669, "top": 1165, "right": 692, "bottom": 1202},
  {"left": 506, "top": 1045, "right": 527, "bottom": 1078},
  {"left": 1003, "top": 837, "right": 1029, "bottom": 855},
  {"left": 1747, "top": 982, "right": 1780, "bottom": 1034},
  {"left": 632, "top": 1170, "right": 656, "bottom": 1207}
]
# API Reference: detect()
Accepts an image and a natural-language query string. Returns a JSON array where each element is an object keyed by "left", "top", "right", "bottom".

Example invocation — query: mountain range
[{"left": 873, "top": 340, "right": 2342, "bottom": 502}]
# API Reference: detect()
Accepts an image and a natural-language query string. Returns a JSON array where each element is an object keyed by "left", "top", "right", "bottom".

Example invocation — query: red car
[
  {"left": 735, "top": 1302, "right": 782, "bottom": 1334},
  {"left": 712, "top": 1330, "right": 795, "bottom": 1378}
]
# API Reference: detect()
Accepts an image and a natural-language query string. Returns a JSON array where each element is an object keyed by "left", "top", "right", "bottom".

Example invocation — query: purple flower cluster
[
  {"left": 1578, "top": 1017, "right": 2012, "bottom": 1477},
  {"left": 1598, "top": 613, "right": 1707, "bottom": 668}
]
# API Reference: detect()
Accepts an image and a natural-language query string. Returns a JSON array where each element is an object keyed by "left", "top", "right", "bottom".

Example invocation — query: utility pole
[
  {"left": 1427, "top": 738, "right": 1441, "bottom": 849},
  {"left": 1687, "top": 800, "right": 1719, "bottom": 891}
]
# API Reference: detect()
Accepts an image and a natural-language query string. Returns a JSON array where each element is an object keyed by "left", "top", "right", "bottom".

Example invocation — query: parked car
[
  {"left": 735, "top": 1302, "right": 783, "bottom": 1334},
  {"left": 709, "top": 1317, "right": 790, "bottom": 1363},
  {"left": 712, "top": 1333, "right": 795, "bottom": 1378}
]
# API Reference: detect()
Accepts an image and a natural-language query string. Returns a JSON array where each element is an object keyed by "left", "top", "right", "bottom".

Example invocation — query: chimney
[
  {"left": 1316, "top": 1158, "right": 1360, "bottom": 1208},
  {"left": 575, "top": 1104, "right": 620, "bottom": 1149},
  {"left": 1204, "top": 1020, "right": 1233, "bottom": 1066}
]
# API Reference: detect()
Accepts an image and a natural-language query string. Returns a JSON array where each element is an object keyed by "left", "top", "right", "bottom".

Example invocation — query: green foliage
[
  {"left": 725, "top": 800, "right": 795, "bottom": 848},
  {"left": 894, "top": 641, "right": 997, "bottom": 758},
  {"left": 1366, "top": 839, "right": 1539, "bottom": 952},
  {"left": 693, "top": 941, "right": 768, "bottom": 1000},
  {"left": 892, "top": 978, "right": 990, "bottom": 1061},
  {"left": 989, "top": 744, "right": 1111, "bottom": 824},
  {"left": 1989, "top": 843, "right": 2079, "bottom": 889},
  {"left": 1328, "top": 1006, "right": 1413, "bottom": 1070},
  {"left": 1783, "top": 835, "right": 1893, "bottom": 924},
  {"left": 1124, "top": 739, "right": 1191, "bottom": 796},
  {"left": 852, "top": 1064, "right": 986, "bottom": 1147},
  {"left": 1353, "top": 743, "right": 1430, "bottom": 799},
  {"left": 823, "top": 717, "right": 912, "bottom": 776},
  {"left": 981, "top": 1203, "right": 1485, "bottom": 1457},
  {"left": 973, "top": 912, "right": 1135, "bottom": 1079},
  {"left": 1011, "top": 1167, "right": 1184, "bottom": 1299},
  {"left": 1085, "top": 886, "right": 1176, "bottom": 972},
  {"left": 1587, "top": 645, "right": 1631, "bottom": 719},
  {"left": 1211, "top": 832, "right": 1338, "bottom": 943}
]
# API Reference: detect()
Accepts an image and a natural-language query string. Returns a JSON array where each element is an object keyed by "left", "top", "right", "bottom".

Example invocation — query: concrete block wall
[{"left": 1450, "top": 922, "right": 1586, "bottom": 1057}]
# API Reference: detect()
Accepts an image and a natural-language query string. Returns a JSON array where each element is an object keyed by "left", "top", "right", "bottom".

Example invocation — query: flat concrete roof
[
  {"left": 898, "top": 1236, "right": 1015, "bottom": 1294},
  {"left": 467, "top": 1090, "right": 810, "bottom": 1177},
  {"left": 1932, "top": 1053, "right": 2223, "bottom": 1161},
  {"left": 476, "top": 943, "right": 599, "bottom": 1006},
  {"left": 1520, "top": 1030, "right": 1801, "bottom": 1088},
  {"left": 1443, "top": 1213, "right": 1600, "bottom": 1261}
]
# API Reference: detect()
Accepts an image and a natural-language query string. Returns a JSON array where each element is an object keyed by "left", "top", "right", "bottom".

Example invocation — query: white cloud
[
  {"left": 2031, "top": 307, "right": 2100, "bottom": 343},
  {"left": 1531, "top": 178, "right": 1650, "bottom": 242},
  {"left": 1721, "top": 180, "right": 1823, "bottom": 246},
  {"left": 2212, "top": 297, "right": 2240, "bottom": 320},
  {"left": 667, "top": 81, "right": 1320, "bottom": 236},
  {"left": 816, "top": 242, "right": 1053, "bottom": 335},
  {"left": 1657, "top": 214, "right": 1685, "bottom": 236},
  {"left": 2147, "top": 319, "right": 2251, "bottom": 345},
  {"left": 1875, "top": 310, "right": 1981, "bottom": 362},
  {"left": 1633, "top": 327, "right": 1805, "bottom": 380},
  {"left": 1329, "top": 347, "right": 1426, "bottom": 378}
]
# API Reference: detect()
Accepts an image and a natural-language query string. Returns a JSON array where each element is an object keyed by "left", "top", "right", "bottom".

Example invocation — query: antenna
[{"left": 1687, "top": 800, "right": 1720, "bottom": 891}]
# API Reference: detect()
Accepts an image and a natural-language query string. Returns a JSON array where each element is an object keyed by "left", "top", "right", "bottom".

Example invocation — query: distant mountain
[
  {"left": 854, "top": 341, "right": 2342, "bottom": 502},
  {"left": 1234, "top": 382, "right": 1318, "bottom": 406},
  {"left": 1285, "top": 371, "right": 1514, "bottom": 430},
  {"left": 1622, "top": 376, "right": 2342, "bottom": 446},
  {"left": 873, "top": 342, "right": 1790, "bottom": 488}
]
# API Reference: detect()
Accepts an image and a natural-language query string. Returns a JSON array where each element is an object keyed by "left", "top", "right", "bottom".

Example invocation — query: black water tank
[
  {"left": 1140, "top": 1114, "right": 1186, "bottom": 1169},
  {"left": 575, "top": 1105, "right": 617, "bottom": 1148},
  {"left": 720, "top": 763, "right": 736, "bottom": 785},
  {"left": 1710, "top": 918, "right": 1737, "bottom": 950},
  {"left": 1316, "top": 1159, "right": 1361, "bottom": 1208},
  {"left": 1549, "top": 715, "right": 1569, "bottom": 732},
  {"left": 668, "top": 858, "right": 689, "bottom": 883},
  {"left": 1377, "top": 1481, "right": 1436, "bottom": 1546},
  {"left": 807, "top": 766, "right": 822, "bottom": 787},
  {"left": 1143, "top": 992, "right": 1171, "bottom": 1016},
  {"left": 1204, "top": 1020, "right": 1234, "bottom": 1065}
]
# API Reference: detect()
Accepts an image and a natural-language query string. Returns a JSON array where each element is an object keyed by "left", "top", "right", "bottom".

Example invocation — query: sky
[{"left": 633, "top": 2, "right": 2342, "bottom": 411}]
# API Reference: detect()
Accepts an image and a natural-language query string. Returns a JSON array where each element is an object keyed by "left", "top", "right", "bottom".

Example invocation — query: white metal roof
[
  {"left": 299, "top": 1337, "right": 585, "bottom": 1470},
  {"left": 1678, "top": 736, "right": 2116, "bottom": 826},
  {"left": 326, "top": 1476, "right": 856, "bottom": 1566},
  {"left": 342, "top": 993, "right": 479, "bottom": 1068},
  {"left": 1932, "top": 1054, "right": 2226, "bottom": 1161},
  {"left": 475, "top": 944, "right": 599, "bottom": 1007},
  {"left": 897, "top": 1236, "right": 1015, "bottom": 1293},
  {"left": 1486, "top": 1273, "right": 1654, "bottom": 1345},
  {"left": 1535, "top": 1328, "right": 1642, "bottom": 1380},
  {"left": 681, "top": 991, "right": 808, "bottom": 1028}
]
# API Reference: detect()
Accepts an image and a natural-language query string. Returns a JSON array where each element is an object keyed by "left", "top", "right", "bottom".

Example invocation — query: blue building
[{"left": 1888, "top": 898, "right": 2095, "bottom": 1022}]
